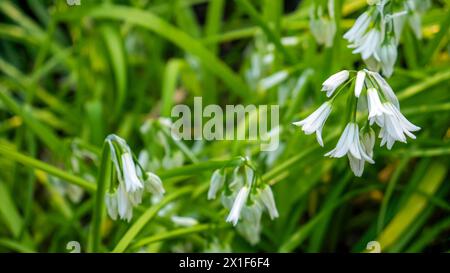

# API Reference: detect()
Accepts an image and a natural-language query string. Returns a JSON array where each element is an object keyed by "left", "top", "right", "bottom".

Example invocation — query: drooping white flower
[
  {"left": 121, "top": 153, "right": 143, "bottom": 193},
  {"left": 128, "top": 189, "right": 143, "bottom": 206},
  {"left": 309, "top": 0, "right": 336, "bottom": 48},
  {"left": 377, "top": 102, "right": 420, "bottom": 149},
  {"left": 378, "top": 127, "right": 396, "bottom": 150},
  {"left": 348, "top": 154, "right": 365, "bottom": 177},
  {"left": 143, "top": 172, "right": 165, "bottom": 199},
  {"left": 116, "top": 183, "right": 133, "bottom": 222},
  {"left": 310, "top": 17, "right": 336, "bottom": 48},
  {"left": 105, "top": 192, "right": 118, "bottom": 221},
  {"left": 241, "top": 202, "right": 263, "bottom": 226},
  {"left": 351, "top": 28, "right": 382, "bottom": 60},
  {"left": 406, "top": 0, "right": 430, "bottom": 39},
  {"left": 226, "top": 186, "right": 249, "bottom": 226},
  {"left": 362, "top": 128, "right": 376, "bottom": 158},
  {"left": 344, "top": 12, "right": 371, "bottom": 43},
  {"left": 321, "top": 70, "right": 349, "bottom": 97},
  {"left": 367, "top": 71, "right": 400, "bottom": 108},
  {"left": 392, "top": 12, "right": 406, "bottom": 44},
  {"left": 221, "top": 192, "right": 235, "bottom": 210},
  {"left": 208, "top": 169, "right": 225, "bottom": 200},
  {"left": 211, "top": 158, "right": 279, "bottom": 238},
  {"left": 354, "top": 71, "right": 366, "bottom": 97},
  {"left": 237, "top": 203, "right": 263, "bottom": 245},
  {"left": 257, "top": 185, "right": 279, "bottom": 219},
  {"left": 348, "top": 128, "right": 375, "bottom": 177},
  {"left": 367, "top": 87, "right": 389, "bottom": 119},
  {"left": 408, "top": 12, "right": 422, "bottom": 39},
  {"left": 325, "top": 123, "right": 374, "bottom": 163},
  {"left": 293, "top": 102, "right": 332, "bottom": 146},
  {"left": 376, "top": 37, "right": 397, "bottom": 77},
  {"left": 244, "top": 165, "right": 254, "bottom": 185}
]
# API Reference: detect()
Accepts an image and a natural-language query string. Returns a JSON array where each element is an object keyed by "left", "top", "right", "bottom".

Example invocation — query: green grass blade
[
  {"left": 100, "top": 25, "right": 127, "bottom": 116},
  {"left": 65, "top": 5, "right": 251, "bottom": 98},
  {"left": 112, "top": 187, "right": 192, "bottom": 253},
  {"left": 376, "top": 161, "right": 447, "bottom": 252},
  {"left": 0, "top": 143, "right": 95, "bottom": 192},
  {"left": 0, "top": 182, "right": 23, "bottom": 237},
  {"left": 161, "top": 59, "right": 183, "bottom": 117}
]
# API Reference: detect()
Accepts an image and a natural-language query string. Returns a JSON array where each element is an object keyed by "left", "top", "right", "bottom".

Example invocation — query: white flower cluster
[
  {"left": 293, "top": 70, "right": 420, "bottom": 176},
  {"left": 309, "top": 0, "right": 336, "bottom": 48},
  {"left": 344, "top": 0, "right": 430, "bottom": 77},
  {"left": 105, "top": 134, "right": 165, "bottom": 221},
  {"left": 208, "top": 158, "right": 279, "bottom": 244}
]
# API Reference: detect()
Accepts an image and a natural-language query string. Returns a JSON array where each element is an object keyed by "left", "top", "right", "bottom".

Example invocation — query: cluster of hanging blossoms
[
  {"left": 293, "top": 70, "right": 420, "bottom": 176},
  {"left": 309, "top": 0, "right": 430, "bottom": 77},
  {"left": 208, "top": 157, "right": 279, "bottom": 244},
  {"left": 343, "top": 0, "right": 430, "bottom": 77},
  {"left": 104, "top": 134, "right": 165, "bottom": 221}
]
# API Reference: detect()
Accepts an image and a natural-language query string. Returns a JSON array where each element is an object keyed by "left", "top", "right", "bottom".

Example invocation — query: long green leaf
[
  {"left": 60, "top": 5, "right": 251, "bottom": 98},
  {"left": 376, "top": 161, "right": 447, "bottom": 252}
]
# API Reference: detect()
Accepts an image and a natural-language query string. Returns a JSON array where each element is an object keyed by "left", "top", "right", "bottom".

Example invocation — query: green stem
[
  {"left": 88, "top": 142, "right": 111, "bottom": 252},
  {"left": 158, "top": 157, "right": 243, "bottom": 179},
  {"left": 132, "top": 223, "right": 228, "bottom": 249}
]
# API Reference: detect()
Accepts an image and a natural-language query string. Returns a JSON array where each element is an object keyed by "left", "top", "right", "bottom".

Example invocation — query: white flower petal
[
  {"left": 208, "top": 169, "right": 225, "bottom": 200},
  {"left": 226, "top": 186, "right": 250, "bottom": 226},
  {"left": 121, "top": 153, "right": 143, "bottom": 193},
  {"left": 321, "top": 70, "right": 349, "bottom": 97},
  {"left": 293, "top": 102, "right": 332, "bottom": 146},
  {"left": 258, "top": 186, "right": 279, "bottom": 220},
  {"left": 355, "top": 71, "right": 366, "bottom": 97}
]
